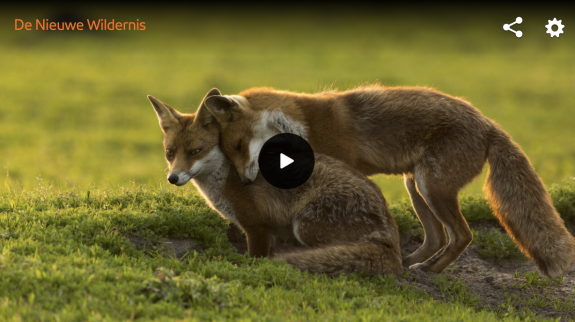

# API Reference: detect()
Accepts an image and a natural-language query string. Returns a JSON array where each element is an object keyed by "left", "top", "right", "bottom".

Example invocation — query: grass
[
  {"left": 1, "top": 182, "right": 574, "bottom": 320},
  {"left": 433, "top": 274, "right": 482, "bottom": 307},
  {"left": 471, "top": 228, "right": 527, "bottom": 261},
  {"left": 0, "top": 184, "right": 537, "bottom": 321}
]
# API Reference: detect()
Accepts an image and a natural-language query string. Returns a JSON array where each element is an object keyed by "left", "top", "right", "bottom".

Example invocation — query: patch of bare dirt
[{"left": 399, "top": 221, "right": 575, "bottom": 320}]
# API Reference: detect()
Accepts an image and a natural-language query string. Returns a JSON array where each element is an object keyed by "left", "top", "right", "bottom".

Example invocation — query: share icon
[{"left": 503, "top": 17, "right": 523, "bottom": 38}]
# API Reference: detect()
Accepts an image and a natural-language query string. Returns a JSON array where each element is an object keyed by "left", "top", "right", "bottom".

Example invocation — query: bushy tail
[
  {"left": 486, "top": 126, "right": 575, "bottom": 278},
  {"left": 275, "top": 232, "right": 402, "bottom": 277}
]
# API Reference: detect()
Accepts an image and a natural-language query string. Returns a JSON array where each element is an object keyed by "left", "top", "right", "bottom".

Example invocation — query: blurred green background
[{"left": 1, "top": 6, "right": 574, "bottom": 201}]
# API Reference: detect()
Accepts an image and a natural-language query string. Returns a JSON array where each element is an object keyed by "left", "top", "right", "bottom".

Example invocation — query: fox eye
[
  {"left": 237, "top": 139, "right": 242, "bottom": 152},
  {"left": 189, "top": 148, "right": 201, "bottom": 156},
  {"left": 166, "top": 149, "right": 174, "bottom": 157}
]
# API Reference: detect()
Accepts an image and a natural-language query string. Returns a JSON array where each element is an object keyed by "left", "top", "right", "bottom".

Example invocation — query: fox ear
[
  {"left": 148, "top": 95, "right": 181, "bottom": 133},
  {"left": 204, "top": 95, "right": 241, "bottom": 124},
  {"left": 194, "top": 88, "right": 222, "bottom": 127}
]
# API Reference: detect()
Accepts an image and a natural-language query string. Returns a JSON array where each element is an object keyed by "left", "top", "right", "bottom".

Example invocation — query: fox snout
[
  {"left": 167, "top": 173, "right": 191, "bottom": 186},
  {"left": 168, "top": 174, "right": 179, "bottom": 185}
]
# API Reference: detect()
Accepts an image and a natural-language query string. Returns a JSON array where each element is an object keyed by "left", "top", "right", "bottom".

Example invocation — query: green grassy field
[
  {"left": 2, "top": 7, "right": 575, "bottom": 200},
  {"left": 2, "top": 5, "right": 575, "bottom": 321},
  {"left": 1, "top": 184, "right": 574, "bottom": 321}
]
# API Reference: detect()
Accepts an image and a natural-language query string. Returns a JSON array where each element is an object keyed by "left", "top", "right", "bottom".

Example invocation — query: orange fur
[
  {"left": 149, "top": 92, "right": 402, "bottom": 277},
  {"left": 205, "top": 85, "right": 575, "bottom": 278}
]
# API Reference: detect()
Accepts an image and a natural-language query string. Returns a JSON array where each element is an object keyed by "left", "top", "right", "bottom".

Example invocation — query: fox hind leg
[
  {"left": 402, "top": 174, "right": 447, "bottom": 268},
  {"left": 409, "top": 170, "right": 473, "bottom": 273}
]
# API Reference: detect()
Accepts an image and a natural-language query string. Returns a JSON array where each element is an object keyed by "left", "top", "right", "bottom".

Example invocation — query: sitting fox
[
  {"left": 148, "top": 90, "right": 402, "bottom": 277},
  {"left": 203, "top": 85, "right": 575, "bottom": 279}
]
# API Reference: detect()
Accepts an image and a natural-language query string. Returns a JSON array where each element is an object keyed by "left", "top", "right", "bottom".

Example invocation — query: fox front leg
[{"left": 243, "top": 226, "right": 272, "bottom": 258}]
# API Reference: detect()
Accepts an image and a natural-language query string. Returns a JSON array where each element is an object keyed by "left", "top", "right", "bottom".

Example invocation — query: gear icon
[{"left": 545, "top": 18, "right": 564, "bottom": 37}]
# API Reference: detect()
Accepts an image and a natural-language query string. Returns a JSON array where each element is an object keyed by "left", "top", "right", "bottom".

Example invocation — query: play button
[
  {"left": 280, "top": 153, "right": 294, "bottom": 169},
  {"left": 258, "top": 133, "right": 315, "bottom": 189}
]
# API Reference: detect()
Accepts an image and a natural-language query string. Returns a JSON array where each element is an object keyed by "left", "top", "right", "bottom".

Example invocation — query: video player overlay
[{"left": 258, "top": 133, "right": 315, "bottom": 189}]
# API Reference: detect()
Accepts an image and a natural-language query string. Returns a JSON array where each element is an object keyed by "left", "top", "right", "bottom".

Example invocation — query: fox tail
[
  {"left": 485, "top": 125, "right": 575, "bottom": 278},
  {"left": 275, "top": 231, "right": 402, "bottom": 277}
]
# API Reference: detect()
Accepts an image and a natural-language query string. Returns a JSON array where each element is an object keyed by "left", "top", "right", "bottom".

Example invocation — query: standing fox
[
  {"left": 148, "top": 90, "right": 402, "bottom": 277},
  {"left": 203, "top": 85, "right": 575, "bottom": 279}
]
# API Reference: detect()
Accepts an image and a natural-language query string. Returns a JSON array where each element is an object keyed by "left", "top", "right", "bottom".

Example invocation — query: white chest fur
[{"left": 192, "top": 158, "right": 240, "bottom": 227}]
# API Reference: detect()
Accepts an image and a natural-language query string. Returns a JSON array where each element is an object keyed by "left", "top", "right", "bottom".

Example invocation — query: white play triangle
[{"left": 280, "top": 153, "right": 294, "bottom": 169}]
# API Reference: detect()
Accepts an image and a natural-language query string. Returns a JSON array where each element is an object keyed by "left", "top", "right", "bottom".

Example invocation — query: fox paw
[{"left": 409, "top": 262, "right": 432, "bottom": 272}]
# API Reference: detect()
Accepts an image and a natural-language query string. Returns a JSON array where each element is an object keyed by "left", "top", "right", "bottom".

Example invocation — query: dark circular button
[{"left": 258, "top": 133, "right": 315, "bottom": 189}]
